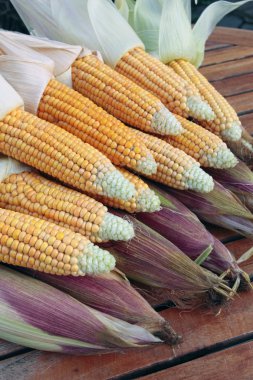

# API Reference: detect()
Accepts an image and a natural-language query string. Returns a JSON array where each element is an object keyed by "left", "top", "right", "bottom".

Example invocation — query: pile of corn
[{"left": 0, "top": 0, "right": 252, "bottom": 355}]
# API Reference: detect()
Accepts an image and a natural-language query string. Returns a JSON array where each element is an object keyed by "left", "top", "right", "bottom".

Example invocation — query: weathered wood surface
[
  {"left": 1, "top": 26, "right": 253, "bottom": 380},
  {"left": 140, "top": 341, "right": 253, "bottom": 380}
]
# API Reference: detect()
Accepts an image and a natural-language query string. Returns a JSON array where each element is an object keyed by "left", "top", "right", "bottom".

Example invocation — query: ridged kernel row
[
  {"left": 38, "top": 79, "right": 156, "bottom": 174},
  {"left": 0, "top": 171, "right": 107, "bottom": 243}
]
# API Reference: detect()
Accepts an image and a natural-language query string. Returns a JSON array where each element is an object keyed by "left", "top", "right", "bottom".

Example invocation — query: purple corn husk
[
  {"left": 136, "top": 184, "right": 214, "bottom": 259},
  {"left": 169, "top": 181, "right": 253, "bottom": 240},
  {"left": 22, "top": 268, "right": 180, "bottom": 345},
  {"left": 105, "top": 211, "right": 233, "bottom": 308},
  {"left": 136, "top": 185, "right": 250, "bottom": 290},
  {"left": 208, "top": 160, "right": 253, "bottom": 212},
  {"left": 0, "top": 265, "right": 161, "bottom": 354}
]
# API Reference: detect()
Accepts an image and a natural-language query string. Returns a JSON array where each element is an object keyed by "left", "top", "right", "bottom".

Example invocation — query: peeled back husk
[
  {"left": 23, "top": 268, "right": 180, "bottom": 345},
  {"left": 105, "top": 211, "right": 234, "bottom": 308},
  {"left": 169, "top": 181, "right": 253, "bottom": 240},
  {"left": 0, "top": 265, "right": 161, "bottom": 354},
  {"left": 136, "top": 184, "right": 250, "bottom": 291}
]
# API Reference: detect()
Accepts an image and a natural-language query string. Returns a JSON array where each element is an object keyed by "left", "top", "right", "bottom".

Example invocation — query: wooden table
[{"left": 1, "top": 26, "right": 253, "bottom": 380}]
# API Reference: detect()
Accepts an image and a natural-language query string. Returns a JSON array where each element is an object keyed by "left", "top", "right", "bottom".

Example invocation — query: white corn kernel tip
[
  {"left": 151, "top": 105, "right": 184, "bottom": 136},
  {"left": 98, "top": 213, "right": 134, "bottom": 241},
  {"left": 97, "top": 171, "right": 136, "bottom": 201},
  {"left": 221, "top": 121, "right": 242, "bottom": 142},
  {"left": 78, "top": 243, "right": 116, "bottom": 275},
  {"left": 184, "top": 165, "right": 214, "bottom": 193},
  {"left": 136, "top": 189, "right": 161, "bottom": 212},
  {"left": 136, "top": 153, "right": 157, "bottom": 175},
  {"left": 206, "top": 145, "right": 238, "bottom": 169},
  {"left": 187, "top": 96, "right": 215, "bottom": 121}
]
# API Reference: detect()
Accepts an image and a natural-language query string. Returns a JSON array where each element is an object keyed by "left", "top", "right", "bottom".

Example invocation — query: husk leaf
[
  {"left": 11, "top": 0, "right": 144, "bottom": 67},
  {"left": 0, "top": 266, "right": 160, "bottom": 353},
  {"left": 119, "top": 0, "right": 253, "bottom": 67},
  {"left": 0, "top": 32, "right": 53, "bottom": 114}
]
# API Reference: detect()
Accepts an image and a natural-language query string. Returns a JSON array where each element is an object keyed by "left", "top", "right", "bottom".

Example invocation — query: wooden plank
[
  {"left": 1, "top": 291, "right": 253, "bottom": 380},
  {"left": 225, "top": 92, "right": 253, "bottom": 115},
  {"left": 203, "top": 46, "right": 253, "bottom": 67},
  {"left": 200, "top": 57, "right": 253, "bottom": 81},
  {"left": 141, "top": 340, "right": 253, "bottom": 380},
  {"left": 205, "top": 42, "right": 232, "bottom": 51},
  {"left": 210, "top": 27, "right": 253, "bottom": 48},
  {"left": 212, "top": 73, "right": 253, "bottom": 97},
  {"left": 240, "top": 113, "right": 253, "bottom": 134}
]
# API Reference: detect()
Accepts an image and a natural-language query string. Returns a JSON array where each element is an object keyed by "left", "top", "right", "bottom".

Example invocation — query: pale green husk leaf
[
  {"left": 11, "top": 0, "right": 144, "bottom": 67},
  {"left": 119, "top": 0, "right": 253, "bottom": 67}
]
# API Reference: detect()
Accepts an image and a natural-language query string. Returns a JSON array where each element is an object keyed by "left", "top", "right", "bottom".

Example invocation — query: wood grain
[
  {"left": 211, "top": 27, "right": 253, "bottom": 48},
  {"left": 1, "top": 290, "right": 253, "bottom": 380},
  {"left": 240, "top": 113, "right": 253, "bottom": 134},
  {"left": 213, "top": 73, "right": 253, "bottom": 97},
  {"left": 141, "top": 340, "right": 253, "bottom": 380},
  {"left": 200, "top": 57, "right": 253, "bottom": 81},
  {"left": 203, "top": 46, "right": 253, "bottom": 67},
  {"left": 226, "top": 92, "right": 253, "bottom": 115}
]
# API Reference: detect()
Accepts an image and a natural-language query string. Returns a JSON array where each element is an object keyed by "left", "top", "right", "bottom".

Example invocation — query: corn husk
[
  {"left": 22, "top": 268, "right": 180, "bottom": 345},
  {"left": 104, "top": 211, "right": 233, "bottom": 308},
  {"left": 0, "top": 265, "right": 160, "bottom": 353},
  {"left": 169, "top": 181, "right": 253, "bottom": 240},
  {"left": 208, "top": 161, "right": 253, "bottom": 213},
  {"left": 118, "top": 0, "right": 252, "bottom": 67},
  {"left": 136, "top": 184, "right": 249, "bottom": 290},
  {"left": 10, "top": 0, "right": 144, "bottom": 68}
]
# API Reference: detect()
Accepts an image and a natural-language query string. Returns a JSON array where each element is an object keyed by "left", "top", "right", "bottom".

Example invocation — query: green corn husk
[
  {"left": 104, "top": 212, "right": 234, "bottom": 308},
  {"left": 22, "top": 268, "right": 180, "bottom": 345},
  {"left": 169, "top": 181, "right": 253, "bottom": 240},
  {"left": 208, "top": 160, "right": 253, "bottom": 213},
  {"left": 0, "top": 265, "right": 161, "bottom": 354},
  {"left": 136, "top": 184, "right": 250, "bottom": 291}
]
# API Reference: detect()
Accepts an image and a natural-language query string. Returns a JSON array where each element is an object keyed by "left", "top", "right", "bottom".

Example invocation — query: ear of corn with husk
[
  {"left": 135, "top": 184, "right": 250, "bottom": 291},
  {"left": 0, "top": 156, "right": 135, "bottom": 243},
  {"left": 10, "top": 0, "right": 215, "bottom": 123},
  {"left": 169, "top": 181, "right": 253, "bottom": 240},
  {"left": 0, "top": 207, "right": 116, "bottom": 276},
  {"left": 0, "top": 33, "right": 157, "bottom": 176},
  {"left": 2, "top": 30, "right": 184, "bottom": 137},
  {"left": 0, "top": 74, "right": 136, "bottom": 201},
  {"left": 105, "top": 211, "right": 234, "bottom": 308},
  {"left": 208, "top": 161, "right": 253, "bottom": 213},
  {"left": 21, "top": 268, "right": 180, "bottom": 345},
  {"left": 118, "top": 0, "right": 253, "bottom": 155},
  {"left": 0, "top": 265, "right": 161, "bottom": 353}
]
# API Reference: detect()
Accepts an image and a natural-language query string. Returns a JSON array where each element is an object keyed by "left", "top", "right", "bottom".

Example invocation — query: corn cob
[
  {"left": 165, "top": 115, "right": 237, "bottom": 169},
  {"left": 94, "top": 167, "right": 161, "bottom": 213},
  {"left": 130, "top": 129, "right": 214, "bottom": 192},
  {"left": 37, "top": 79, "right": 157, "bottom": 175},
  {"left": 0, "top": 107, "right": 135, "bottom": 201},
  {"left": 0, "top": 208, "right": 115, "bottom": 275},
  {"left": 0, "top": 36, "right": 157, "bottom": 176},
  {"left": 0, "top": 266, "right": 160, "bottom": 354},
  {"left": 0, "top": 170, "right": 134, "bottom": 243},
  {"left": 169, "top": 60, "right": 242, "bottom": 142},
  {"left": 0, "top": 30, "right": 181, "bottom": 136},
  {"left": 72, "top": 54, "right": 183, "bottom": 136},
  {"left": 115, "top": 48, "right": 214, "bottom": 122}
]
